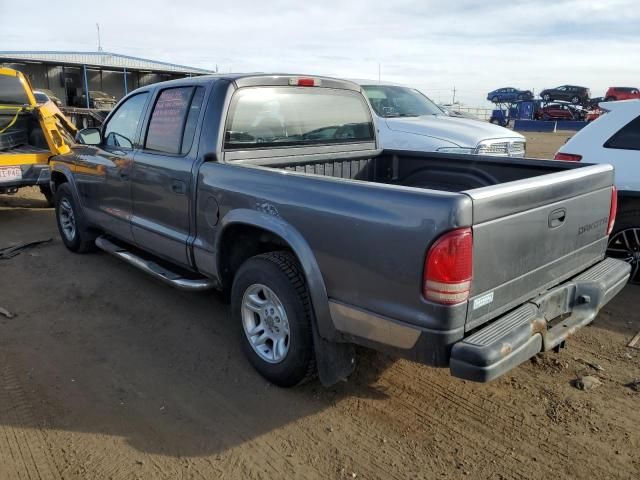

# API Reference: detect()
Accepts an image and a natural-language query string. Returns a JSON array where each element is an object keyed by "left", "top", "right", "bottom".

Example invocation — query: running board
[{"left": 95, "top": 236, "right": 216, "bottom": 292}]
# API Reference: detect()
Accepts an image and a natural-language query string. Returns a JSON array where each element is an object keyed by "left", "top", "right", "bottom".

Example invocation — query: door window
[
  {"left": 103, "top": 92, "right": 149, "bottom": 149},
  {"left": 604, "top": 115, "right": 640, "bottom": 151}
]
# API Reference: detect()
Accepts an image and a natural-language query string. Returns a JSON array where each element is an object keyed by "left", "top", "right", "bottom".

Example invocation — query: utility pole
[
  {"left": 452, "top": 85, "right": 457, "bottom": 105},
  {"left": 378, "top": 63, "right": 381, "bottom": 82},
  {"left": 96, "top": 23, "right": 103, "bottom": 52}
]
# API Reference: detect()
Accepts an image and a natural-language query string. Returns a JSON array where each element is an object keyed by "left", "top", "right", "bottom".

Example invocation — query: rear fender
[{"left": 216, "top": 208, "right": 336, "bottom": 340}]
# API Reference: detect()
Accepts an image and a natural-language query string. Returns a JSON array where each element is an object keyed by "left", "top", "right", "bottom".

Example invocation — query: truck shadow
[{"left": 0, "top": 224, "right": 394, "bottom": 461}]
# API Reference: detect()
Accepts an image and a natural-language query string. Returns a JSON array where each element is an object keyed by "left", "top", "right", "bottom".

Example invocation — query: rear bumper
[
  {"left": 449, "top": 257, "right": 630, "bottom": 382},
  {"left": 0, "top": 164, "right": 49, "bottom": 192}
]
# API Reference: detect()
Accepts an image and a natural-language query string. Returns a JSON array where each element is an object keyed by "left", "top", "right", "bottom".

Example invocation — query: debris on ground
[
  {"left": 574, "top": 357, "right": 605, "bottom": 372},
  {"left": 625, "top": 379, "right": 640, "bottom": 392},
  {"left": 573, "top": 376, "right": 603, "bottom": 391},
  {"left": 0, "top": 238, "right": 52, "bottom": 260},
  {"left": 628, "top": 331, "right": 640, "bottom": 350},
  {"left": 0, "top": 306, "right": 15, "bottom": 319}
]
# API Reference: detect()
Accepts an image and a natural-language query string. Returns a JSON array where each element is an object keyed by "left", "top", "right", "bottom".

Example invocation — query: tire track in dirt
[{"left": 0, "top": 360, "right": 62, "bottom": 480}]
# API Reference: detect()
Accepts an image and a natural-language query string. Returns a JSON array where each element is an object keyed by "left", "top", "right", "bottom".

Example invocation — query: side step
[{"left": 95, "top": 236, "right": 216, "bottom": 292}]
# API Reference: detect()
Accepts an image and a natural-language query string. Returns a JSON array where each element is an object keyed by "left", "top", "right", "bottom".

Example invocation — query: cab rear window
[{"left": 224, "top": 87, "right": 373, "bottom": 150}]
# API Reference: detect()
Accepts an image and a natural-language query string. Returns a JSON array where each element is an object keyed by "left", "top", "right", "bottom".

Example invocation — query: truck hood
[{"left": 384, "top": 114, "right": 524, "bottom": 147}]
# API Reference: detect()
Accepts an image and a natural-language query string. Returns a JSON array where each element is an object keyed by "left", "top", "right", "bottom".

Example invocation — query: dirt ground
[{"left": 1, "top": 132, "right": 638, "bottom": 480}]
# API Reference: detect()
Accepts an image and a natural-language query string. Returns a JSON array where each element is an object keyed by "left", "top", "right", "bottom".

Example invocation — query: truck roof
[{"left": 144, "top": 73, "right": 362, "bottom": 92}]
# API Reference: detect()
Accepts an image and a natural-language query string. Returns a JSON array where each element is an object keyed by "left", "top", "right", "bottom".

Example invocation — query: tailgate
[{"left": 464, "top": 163, "right": 614, "bottom": 330}]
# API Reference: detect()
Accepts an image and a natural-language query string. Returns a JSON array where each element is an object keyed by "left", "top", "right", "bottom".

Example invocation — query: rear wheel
[
  {"left": 605, "top": 96, "right": 616, "bottom": 102},
  {"left": 606, "top": 209, "right": 640, "bottom": 283},
  {"left": 54, "top": 183, "right": 97, "bottom": 253},
  {"left": 231, "top": 251, "right": 316, "bottom": 387}
]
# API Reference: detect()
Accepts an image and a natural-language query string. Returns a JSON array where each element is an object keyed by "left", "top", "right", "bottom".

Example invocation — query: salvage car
[
  {"left": 356, "top": 81, "right": 526, "bottom": 156},
  {"left": 486, "top": 87, "right": 533, "bottom": 103},
  {"left": 73, "top": 90, "right": 118, "bottom": 110},
  {"left": 49, "top": 74, "right": 629, "bottom": 387},
  {"left": 605, "top": 87, "right": 640, "bottom": 102},
  {"left": 540, "top": 85, "right": 590, "bottom": 105},
  {"left": 0, "top": 67, "right": 76, "bottom": 205},
  {"left": 534, "top": 102, "right": 579, "bottom": 121},
  {"left": 555, "top": 100, "right": 640, "bottom": 282}
]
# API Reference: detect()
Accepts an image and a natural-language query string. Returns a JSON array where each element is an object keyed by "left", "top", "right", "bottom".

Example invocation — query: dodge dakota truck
[
  {"left": 49, "top": 74, "right": 630, "bottom": 387},
  {"left": 0, "top": 67, "right": 76, "bottom": 205}
]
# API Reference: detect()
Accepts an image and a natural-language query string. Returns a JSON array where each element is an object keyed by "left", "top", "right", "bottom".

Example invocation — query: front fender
[{"left": 216, "top": 208, "right": 336, "bottom": 340}]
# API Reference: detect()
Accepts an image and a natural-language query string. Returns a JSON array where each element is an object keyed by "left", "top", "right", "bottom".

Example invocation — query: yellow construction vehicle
[{"left": 0, "top": 67, "right": 77, "bottom": 205}]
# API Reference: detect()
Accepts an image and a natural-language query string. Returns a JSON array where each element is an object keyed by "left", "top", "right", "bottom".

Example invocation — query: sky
[{"left": 2, "top": 0, "right": 640, "bottom": 106}]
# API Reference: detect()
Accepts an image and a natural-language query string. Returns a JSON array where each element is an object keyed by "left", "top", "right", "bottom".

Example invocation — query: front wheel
[
  {"left": 54, "top": 183, "right": 97, "bottom": 253},
  {"left": 570, "top": 96, "right": 580, "bottom": 104},
  {"left": 231, "top": 251, "right": 316, "bottom": 387}
]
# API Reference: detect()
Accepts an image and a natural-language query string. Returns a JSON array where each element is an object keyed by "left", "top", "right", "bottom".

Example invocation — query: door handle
[
  {"left": 548, "top": 208, "right": 567, "bottom": 228},
  {"left": 170, "top": 180, "right": 187, "bottom": 195}
]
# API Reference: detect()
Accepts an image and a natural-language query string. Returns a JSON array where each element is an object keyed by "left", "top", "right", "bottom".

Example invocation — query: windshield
[
  {"left": 225, "top": 87, "right": 374, "bottom": 150},
  {"left": 0, "top": 74, "right": 30, "bottom": 105},
  {"left": 362, "top": 85, "right": 443, "bottom": 118}
]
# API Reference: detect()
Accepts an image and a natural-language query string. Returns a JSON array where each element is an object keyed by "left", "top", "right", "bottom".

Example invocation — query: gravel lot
[{"left": 1, "top": 132, "right": 638, "bottom": 480}]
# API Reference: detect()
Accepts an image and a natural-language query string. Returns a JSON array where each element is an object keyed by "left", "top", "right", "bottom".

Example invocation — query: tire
[
  {"left": 607, "top": 207, "right": 640, "bottom": 284},
  {"left": 492, "top": 96, "right": 499, "bottom": 103},
  {"left": 570, "top": 96, "right": 580, "bottom": 104},
  {"left": 606, "top": 96, "right": 616, "bottom": 102},
  {"left": 231, "top": 251, "right": 316, "bottom": 387},
  {"left": 39, "top": 185, "right": 54, "bottom": 207},
  {"left": 542, "top": 94, "right": 551, "bottom": 102},
  {"left": 54, "top": 183, "right": 97, "bottom": 253},
  {"left": 517, "top": 94, "right": 523, "bottom": 101}
]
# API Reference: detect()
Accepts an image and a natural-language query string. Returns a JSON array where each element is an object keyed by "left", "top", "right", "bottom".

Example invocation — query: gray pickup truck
[{"left": 49, "top": 74, "right": 630, "bottom": 387}]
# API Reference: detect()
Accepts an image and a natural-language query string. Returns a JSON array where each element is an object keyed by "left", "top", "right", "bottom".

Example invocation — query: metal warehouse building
[{"left": 0, "top": 51, "right": 214, "bottom": 108}]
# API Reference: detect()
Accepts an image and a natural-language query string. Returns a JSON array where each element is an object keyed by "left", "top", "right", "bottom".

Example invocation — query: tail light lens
[
  {"left": 554, "top": 152, "right": 582, "bottom": 161},
  {"left": 608, "top": 186, "right": 617, "bottom": 235},
  {"left": 423, "top": 228, "right": 473, "bottom": 305}
]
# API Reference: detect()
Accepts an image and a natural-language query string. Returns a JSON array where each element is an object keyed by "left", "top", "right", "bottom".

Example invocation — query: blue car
[{"left": 487, "top": 87, "right": 533, "bottom": 103}]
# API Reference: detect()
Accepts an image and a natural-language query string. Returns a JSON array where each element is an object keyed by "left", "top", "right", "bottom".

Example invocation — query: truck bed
[
  {"left": 258, "top": 151, "right": 577, "bottom": 192},
  {"left": 251, "top": 151, "right": 614, "bottom": 331}
]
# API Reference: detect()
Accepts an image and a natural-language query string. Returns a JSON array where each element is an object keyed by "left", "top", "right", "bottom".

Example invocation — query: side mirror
[{"left": 76, "top": 127, "right": 101, "bottom": 145}]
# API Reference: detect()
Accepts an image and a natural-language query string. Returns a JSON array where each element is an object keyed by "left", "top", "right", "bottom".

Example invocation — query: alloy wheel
[
  {"left": 241, "top": 283, "right": 291, "bottom": 363},
  {"left": 607, "top": 228, "right": 640, "bottom": 283},
  {"left": 58, "top": 197, "right": 76, "bottom": 242}
]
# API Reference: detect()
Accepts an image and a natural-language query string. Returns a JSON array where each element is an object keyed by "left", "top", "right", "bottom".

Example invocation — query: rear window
[
  {"left": 224, "top": 87, "right": 373, "bottom": 150},
  {"left": 604, "top": 115, "right": 640, "bottom": 151},
  {"left": 0, "top": 74, "right": 30, "bottom": 105}
]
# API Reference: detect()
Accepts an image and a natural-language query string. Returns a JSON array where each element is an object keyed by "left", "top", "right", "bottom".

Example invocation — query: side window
[
  {"left": 604, "top": 115, "right": 640, "bottom": 151},
  {"left": 104, "top": 92, "right": 149, "bottom": 149},
  {"left": 145, "top": 86, "right": 204, "bottom": 155}
]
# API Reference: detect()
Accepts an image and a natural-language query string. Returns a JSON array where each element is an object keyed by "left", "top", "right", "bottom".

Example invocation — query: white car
[
  {"left": 556, "top": 99, "right": 640, "bottom": 282},
  {"left": 354, "top": 80, "right": 526, "bottom": 157}
]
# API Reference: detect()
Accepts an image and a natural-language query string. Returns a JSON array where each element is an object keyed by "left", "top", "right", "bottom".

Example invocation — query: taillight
[
  {"left": 554, "top": 152, "right": 582, "bottom": 161},
  {"left": 423, "top": 228, "right": 473, "bottom": 305},
  {"left": 608, "top": 186, "right": 617, "bottom": 235},
  {"left": 289, "top": 77, "right": 318, "bottom": 87}
]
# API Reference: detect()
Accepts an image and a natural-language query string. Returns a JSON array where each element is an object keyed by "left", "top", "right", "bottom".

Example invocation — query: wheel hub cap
[
  {"left": 58, "top": 198, "right": 76, "bottom": 241},
  {"left": 241, "top": 284, "right": 290, "bottom": 363}
]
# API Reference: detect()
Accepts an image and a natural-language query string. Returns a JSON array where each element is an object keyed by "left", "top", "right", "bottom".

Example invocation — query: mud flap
[{"left": 312, "top": 320, "right": 356, "bottom": 386}]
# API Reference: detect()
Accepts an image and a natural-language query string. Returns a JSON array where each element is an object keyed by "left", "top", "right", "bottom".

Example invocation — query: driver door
[{"left": 75, "top": 92, "right": 150, "bottom": 242}]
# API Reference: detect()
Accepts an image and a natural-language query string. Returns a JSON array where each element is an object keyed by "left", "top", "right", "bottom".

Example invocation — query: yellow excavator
[{"left": 0, "top": 67, "right": 77, "bottom": 206}]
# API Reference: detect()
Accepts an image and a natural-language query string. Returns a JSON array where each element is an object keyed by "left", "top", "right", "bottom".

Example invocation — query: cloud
[{"left": 1, "top": 0, "right": 639, "bottom": 105}]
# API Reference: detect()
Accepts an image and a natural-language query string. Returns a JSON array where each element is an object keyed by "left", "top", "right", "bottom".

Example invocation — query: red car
[
  {"left": 605, "top": 87, "right": 640, "bottom": 101},
  {"left": 534, "top": 103, "right": 577, "bottom": 121}
]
